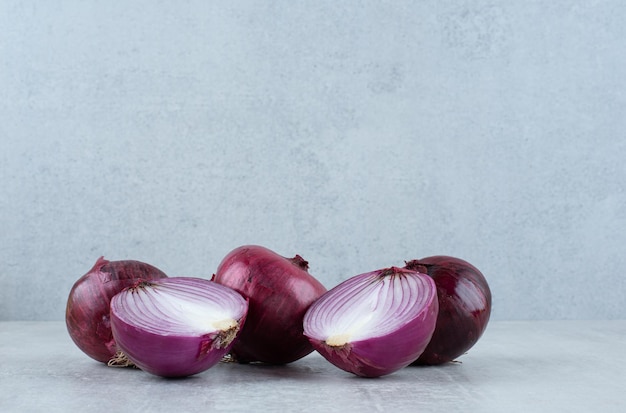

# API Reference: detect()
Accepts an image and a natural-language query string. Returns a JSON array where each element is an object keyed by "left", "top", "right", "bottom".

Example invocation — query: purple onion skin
[
  {"left": 65, "top": 257, "right": 168, "bottom": 363},
  {"left": 405, "top": 256, "right": 492, "bottom": 365},
  {"left": 212, "top": 245, "right": 327, "bottom": 364},
  {"left": 110, "top": 325, "right": 239, "bottom": 378}
]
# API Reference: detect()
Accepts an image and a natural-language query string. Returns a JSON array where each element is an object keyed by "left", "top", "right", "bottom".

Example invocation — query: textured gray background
[{"left": 1, "top": 1, "right": 625, "bottom": 321}]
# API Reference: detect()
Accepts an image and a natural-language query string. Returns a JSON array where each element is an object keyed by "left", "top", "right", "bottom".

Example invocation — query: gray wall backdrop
[{"left": 2, "top": 1, "right": 625, "bottom": 321}]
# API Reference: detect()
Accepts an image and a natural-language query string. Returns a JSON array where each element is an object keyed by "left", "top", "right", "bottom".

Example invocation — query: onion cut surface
[
  {"left": 303, "top": 267, "right": 438, "bottom": 378},
  {"left": 110, "top": 277, "right": 248, "bottom": 378}
]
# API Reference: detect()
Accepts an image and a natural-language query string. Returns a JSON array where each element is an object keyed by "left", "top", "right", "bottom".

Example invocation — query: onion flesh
[
  {"left": 303, "top": 267, "right": 438, "bottom": 378},
  {"left": 405, "top": 256, "right": 492, "bottom": 365},
  {"left": 212, "top": 245, "right": 327, "bottom": 364},
  {"left": 65, "top": 257, "right": 168, "bottom": 363},
  {"left": 110, "top": 277, "right": 248, "bottom": 377}
]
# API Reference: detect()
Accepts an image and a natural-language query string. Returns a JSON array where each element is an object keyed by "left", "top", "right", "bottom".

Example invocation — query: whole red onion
[
  {"left": 404, "top": 255, "right": 492, "bottom": 365},
  {"left": 212, "top": 245, "right": 327, "bottom": 364},
  {"left": 65, "top": 257, "right": 168, "bottom": 363}
]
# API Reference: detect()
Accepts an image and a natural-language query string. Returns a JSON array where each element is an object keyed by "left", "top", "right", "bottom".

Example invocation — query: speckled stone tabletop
[{"left": 1, "top": 320, "right": 624, "bottom": 412}]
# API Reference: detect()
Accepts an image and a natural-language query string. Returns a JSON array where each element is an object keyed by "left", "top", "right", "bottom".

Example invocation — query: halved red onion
[
  {"left": 110, "top": 277, "right": 248, "bottom": 378},
  {"left": 303, "top": 267, "right": 438, "bottom": 378}
]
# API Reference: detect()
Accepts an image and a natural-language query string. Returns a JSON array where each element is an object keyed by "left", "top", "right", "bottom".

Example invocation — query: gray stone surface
[
  {"left": 2, "top": 1, "right": 626, "bottom": 320},
  {"left": 1, "top": 321, "right": 625, "bottom": 412}
]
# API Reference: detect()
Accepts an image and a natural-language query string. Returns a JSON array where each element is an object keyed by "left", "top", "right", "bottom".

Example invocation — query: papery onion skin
[
  {"left": 405, "top": 256, "right": 492, "bottom": 365},
  {"left": 110, "top": 277, "right": 248, "bottom": 378},
  {"left": 303, "top": 267, "right": 438, "bottom": 378},
  {"left": 65, "top": 257, "right": 168, "bottom": 363},
  {"left": 212, "top": 245, "right": 327, "bottom": 364}
]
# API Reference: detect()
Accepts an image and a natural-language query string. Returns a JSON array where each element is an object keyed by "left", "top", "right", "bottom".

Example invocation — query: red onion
[
  {"left": 303, "top": 267, "right": 438, "bottom": 378},
  {"left": 405, "top": 256, "right": 492, "bottom": 365},
  {"left": 110, "top": 277, "right": 248, "bottom": 377},
  {"left": 212, "top": 245, "right": 327, "bottom": 364},
  {"left": 65, "top": 257, "right": 168, "bottom": 363}
]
